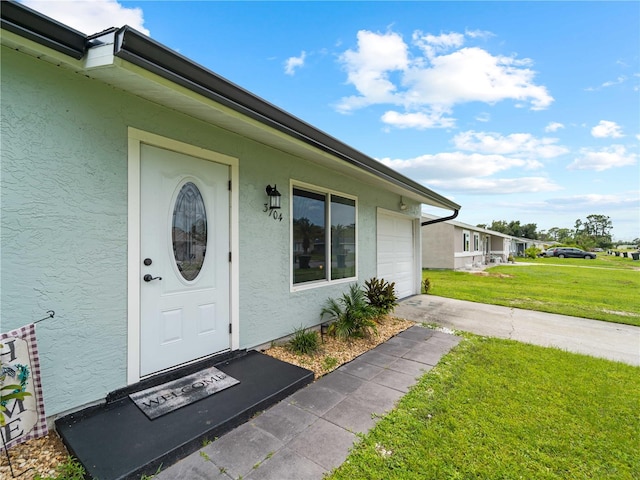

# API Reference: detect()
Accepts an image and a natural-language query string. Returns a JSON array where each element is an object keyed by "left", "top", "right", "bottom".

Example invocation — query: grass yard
[
  {"left": 422, "top": 259, "right": 640, "bottom": 326},
  {"left": 329, "top": 335, "right": 640, "bottom": 480}
]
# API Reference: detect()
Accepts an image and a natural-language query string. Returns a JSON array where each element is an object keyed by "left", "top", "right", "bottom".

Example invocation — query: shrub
[
  {"left": 524, "top": 246, "right": 540, "bottom": 259},
  {"left": 364, "top": 277, "right": 398, "bottom": 314},
  {"left": 287, "top": 326, "right": 320, "bottom": 355},
  {"left": 422, "top": 278, "right": 432, "bottom": 294},
  {"left": 321, "top": 283, "right": 378, "bottom": 340}
]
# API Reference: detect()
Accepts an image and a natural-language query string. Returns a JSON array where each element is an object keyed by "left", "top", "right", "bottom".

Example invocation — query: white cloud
[
  {"left": 336, "top": 29, "right": 553, "bottom": 125},
  {"left": 475, "top": 112, "right": 491, "bottom": 122},
  {"left": 425, "top": 177, "right": 561, "bottom": 194},
  {"left": 545, "top": 122, "right": 565, "bottom": 132},
  {"left": 585, "top": 76, "right": 627, "bottom": 91},
  {"left": 381, "top": 110, "right": 455, "bottom": 129},
  {"left": 412, "top": 31, "right": 465, "bottom": 59},
  {"left": 453, "top": 131, "right": 569, "bottom": 159},
  {"left": 601, "top": 76, "right": 626, "bottom": 87},
  {"left": 542, "top": 192, "right": 640, "bottom": 211},
  {"left": 21, "top": 0, "right": 149, "bottom": 36},
  {"left": 284, "top": 51, "right": 307, "bottom": 76},
  {"left": 337, "top": 30, "right": 409, "bottom": 112},
  {"left": 379, "top": 151, "right": 543, "bottom": 180},
  {"left": 591, "top": 120, "right": 624, "bottom": 138},
  {"left": 567, "top": 145, "right": 637, "bottom": 171}
]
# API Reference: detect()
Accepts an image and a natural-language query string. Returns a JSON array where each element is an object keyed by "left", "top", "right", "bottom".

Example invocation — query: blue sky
[{"left": 22, "top": 1, "right": 640, "bottom": 240}]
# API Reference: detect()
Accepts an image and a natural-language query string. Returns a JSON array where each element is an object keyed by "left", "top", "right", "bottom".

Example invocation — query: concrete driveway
[{"left": 396, "top": 295, "right": 640, "bottom": 366}]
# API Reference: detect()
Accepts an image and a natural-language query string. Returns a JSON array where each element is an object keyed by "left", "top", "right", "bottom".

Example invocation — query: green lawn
[
  {"left": 329, "top": 335, "right": 640, "bottom": 480},
  {"left": 422, "top": 258, "right": 640, "bottom": 326}
]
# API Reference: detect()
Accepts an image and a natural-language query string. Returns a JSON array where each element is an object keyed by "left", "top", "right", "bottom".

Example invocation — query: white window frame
[
  {"left": 290, "top": 181, "right": 358, "bottom": 291},
  {"left": 473, "top": 232, "right": 480, "bottom": 252},
  {"left": 463, "top": 230, "right": 470, "bottom": 252}
]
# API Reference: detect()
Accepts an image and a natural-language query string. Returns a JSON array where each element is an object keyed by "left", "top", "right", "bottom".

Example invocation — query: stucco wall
[
  {"left": 1, "top": 47, "right": 420, "bottom": 415},
  {"left": 421, "top": 222, "right": 455, "bottom": 269}
]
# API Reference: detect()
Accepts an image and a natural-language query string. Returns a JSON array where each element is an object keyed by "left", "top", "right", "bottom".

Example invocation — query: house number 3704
[{"left": 263, "top": 204, "right": 283, "bottom": 222}]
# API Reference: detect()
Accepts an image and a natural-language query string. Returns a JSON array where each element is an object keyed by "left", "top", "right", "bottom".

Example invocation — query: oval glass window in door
[{"left": 172, "top": 182, "right": 207, "bottom": 281}]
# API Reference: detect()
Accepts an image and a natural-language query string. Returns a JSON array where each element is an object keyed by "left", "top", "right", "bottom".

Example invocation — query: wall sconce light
[
  {"left": 266, "top": 185, "right": 281, "bottom": 210},
  {"left": 399, "top": 197, "right": 408, "bottom": 211}
]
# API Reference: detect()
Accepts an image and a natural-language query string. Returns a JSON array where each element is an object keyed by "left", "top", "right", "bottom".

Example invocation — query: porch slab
[{"left": 55, "top": 351, "right": 314, "bottom": 480}]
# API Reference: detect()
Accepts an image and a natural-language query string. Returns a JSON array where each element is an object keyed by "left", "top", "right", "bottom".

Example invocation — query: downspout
[{"left": 421, "top": 209, "right": 459, "bottom": 227}]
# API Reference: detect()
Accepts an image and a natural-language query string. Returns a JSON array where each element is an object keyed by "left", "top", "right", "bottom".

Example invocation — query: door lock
[{"left": 143, "top": 274, "right": 162, "bottom": 282}]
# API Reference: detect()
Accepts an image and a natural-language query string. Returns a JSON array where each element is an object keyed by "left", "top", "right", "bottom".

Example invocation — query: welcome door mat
[{"left": 130, "top": 366, "right": 239, "bottom": 420}]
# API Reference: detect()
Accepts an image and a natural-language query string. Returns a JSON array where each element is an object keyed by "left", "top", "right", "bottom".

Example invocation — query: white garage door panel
[{"left": 376, "top": 212, "right": 416, "bottom": 299}]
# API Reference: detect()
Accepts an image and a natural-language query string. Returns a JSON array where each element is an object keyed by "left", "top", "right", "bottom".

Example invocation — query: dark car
[{"left": 552, "top": 247, "right": 596, "bottom": 259}]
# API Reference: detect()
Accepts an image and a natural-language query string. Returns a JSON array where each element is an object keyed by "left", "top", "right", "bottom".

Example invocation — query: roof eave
[
  {"left": 1, "top": 2, "right": 460, "bottom": 212},
  {"left": 0, "top": 0, "right": 86, "bottom": 59}
]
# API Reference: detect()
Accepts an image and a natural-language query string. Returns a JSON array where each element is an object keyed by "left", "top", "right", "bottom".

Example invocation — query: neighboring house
[
  {"left": 0, "top": 2, "right": 460, "bottom": 418},
  {"left": 510, "top": 237, "right": 547, "bottom": 256},
  {"left": 421, "top": 214, "right": 516, "bottom": 269}
]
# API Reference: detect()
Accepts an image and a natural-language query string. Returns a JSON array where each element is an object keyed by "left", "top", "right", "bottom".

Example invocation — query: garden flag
[{"left": 0, "top": 323, "right": 48, "bottom": 450}]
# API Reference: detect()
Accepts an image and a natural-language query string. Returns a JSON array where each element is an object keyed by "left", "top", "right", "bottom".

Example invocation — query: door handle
[{"left": 143, "top": 274, "right": 162, "bottom": 282}]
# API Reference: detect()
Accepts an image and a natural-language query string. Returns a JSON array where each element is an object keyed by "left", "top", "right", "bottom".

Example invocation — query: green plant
[
  {"left": 286, "top": 326, "right": 320, "bottom": 355},
  {"left": 33, "top": 457, "right": 86, "bottom": 480},
  {"left": 322, "top": 356, "right": 339, "bottom": 371},
  {"left": 422, "top": 277, "right": 432, "bottom": 294},
  {"left": 363, "top": 277, "right": 398, "bottom": 314},
  {"left": 508, "top": 254, "right": 515, "bottom": 262},
  {"left": 321, "top": 283, "right": 378, "bottom": 339},
  {"left": 524, "top": 246, "right": 540, "bottom": 259}
]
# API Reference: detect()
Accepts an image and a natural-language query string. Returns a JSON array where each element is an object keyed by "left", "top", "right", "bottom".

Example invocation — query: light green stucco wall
[{"left": 1, "top": 46, "right": 420, "bottom": 416}]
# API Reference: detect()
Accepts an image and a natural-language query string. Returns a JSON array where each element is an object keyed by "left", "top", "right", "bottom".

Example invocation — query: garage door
[{"left": 377, "top": 211, "right": 416, "bottom": 299}]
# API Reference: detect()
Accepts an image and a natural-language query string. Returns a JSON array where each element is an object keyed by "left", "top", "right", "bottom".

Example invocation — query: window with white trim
[
  {"left": 292, "top": 185, "right": 356, "bottom": 285},
  {"left": 473, "top": 233, "right": 480, "bottom": 251},
  {"left": 463, "top": 231, "right": 470, "bottom": 252}
]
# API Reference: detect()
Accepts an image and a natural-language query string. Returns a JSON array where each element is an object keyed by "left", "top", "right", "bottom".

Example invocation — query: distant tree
[
  {"left": 574, "top": 214, "right": 613, "bottom": 248},
  {"left": 546, "top": 227, "right": 560, "bottom": 241},
  {"left": 557, "top": 228, "right": 573, "bottom": 243},
  {"left": 483, "top": 220, "right": 538, "bottom": 239},
  {"left": 507, "top": 220, "right": 522, "bottom": 237},
  {"left": 488, "top": 220, "right": 509, "bottom": 234},
  {"left": 584, "top": 214, "right": 613, "bottom": 238},
  {"left": 520, "top": 223, "right": 538, "bottom": 240}
]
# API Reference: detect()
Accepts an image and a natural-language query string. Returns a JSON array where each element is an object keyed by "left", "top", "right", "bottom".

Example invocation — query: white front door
[{"left": 139, "top": 144, "right": 230, "bottom": 377}]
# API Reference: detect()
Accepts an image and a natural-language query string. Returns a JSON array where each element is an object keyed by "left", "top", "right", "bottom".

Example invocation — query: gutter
[
  {"left": 0, "top": 1, "right": 86, "bottom": 59},
  {"left": 1, "top": 2, "right": 461, "bottom": 212},
  {"left": 421, "top": 209, "right": 459, "bottom": 227},
  {"left": 111, "top": 26, "right": 461, "bottom": 212}
]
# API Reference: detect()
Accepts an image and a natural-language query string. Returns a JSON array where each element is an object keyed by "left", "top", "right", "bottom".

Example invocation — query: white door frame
[{"left": 127, "top": 127, "right": 239, "bottom": 384}]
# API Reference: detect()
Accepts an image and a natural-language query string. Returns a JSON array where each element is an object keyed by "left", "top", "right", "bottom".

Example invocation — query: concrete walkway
[
  {"left": 155, "top": 326, "right": 461, "bottom": 480},
  {"left": 395, "top": 295, "right": 640, "bottom": 366}
]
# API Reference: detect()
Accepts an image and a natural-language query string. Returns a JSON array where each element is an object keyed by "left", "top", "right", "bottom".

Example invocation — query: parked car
[
  {"left": 551, "top": 247, "right": 596, "bottom": 259},
  {"left": 540, "top": 248, "right": 556, "bottom": 257}
]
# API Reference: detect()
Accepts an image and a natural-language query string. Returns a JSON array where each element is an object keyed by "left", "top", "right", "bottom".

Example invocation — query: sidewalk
[
  {"left": 155, "top": 325, "right": 461, "bottom": 480},
  {"left": 395, "top": 295, "right": 640, "bottom": 366}
]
